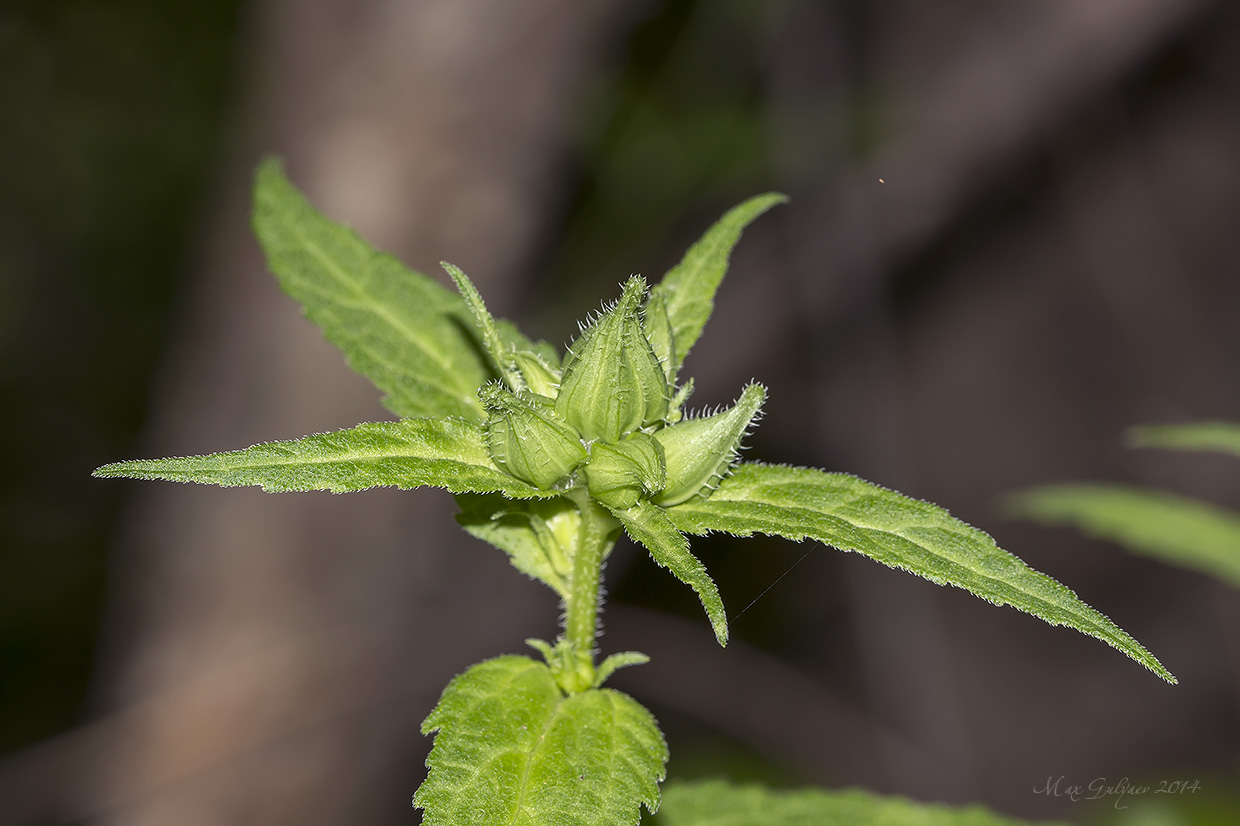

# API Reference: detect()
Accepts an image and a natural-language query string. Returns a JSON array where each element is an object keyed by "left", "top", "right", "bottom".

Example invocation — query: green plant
[
  {"left": 95, "top": 159, "right": 1173, "bottom": 825},
  {"left": 1006, "top": 422, "right": 1240, "bottom": 589}
]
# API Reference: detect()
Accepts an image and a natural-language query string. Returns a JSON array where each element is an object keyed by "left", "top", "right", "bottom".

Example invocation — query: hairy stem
[{"left": 563, "top": 489, "right": 620, "bottom": 669}]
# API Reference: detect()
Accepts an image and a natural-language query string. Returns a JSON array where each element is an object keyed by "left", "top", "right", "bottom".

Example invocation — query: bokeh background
[{"left": 2, "top": 0, "right": 1239, "bottom": 823}]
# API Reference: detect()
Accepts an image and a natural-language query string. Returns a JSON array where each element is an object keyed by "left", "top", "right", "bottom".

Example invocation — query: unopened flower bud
[
  {"left": 653, "top": 382, "right": 765, "bottom": 506},
  {"left": 480, "top": 383, "right": 585, "bottom": 489},
  {"left": 511, "top": 350, "right": 561, "bottom": 398},
  {"left": 584, "top": 432, "right": 666, "bottom": 510},
  {"left": 556, "top": 277, "right": 669, "bottom": 443}
]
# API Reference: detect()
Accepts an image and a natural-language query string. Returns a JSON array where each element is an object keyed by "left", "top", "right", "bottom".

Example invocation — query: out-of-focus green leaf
[
  {"left": 253, "top": 159, "right": 487, "bottom": 421},
  {"left": 649, "top": 193, "right": 786, "bottom": 378},
  {"left": 94, "top": 418, "right": 551, "bottom": 498},
  {"left": 648, "top": 779, "right": 1065, "bottom": 825},
  {"left": 416, "top": 655, "right": 667, "bottom": 826},
  {"left": 1127, "top": 421, "right": 1240, "bottom": 460},
  {"left": 1005, "top": 483, "right": 1240, "bottom": 590},
  {"left": 668, "top": 463, "right": 1175, "bottom": 683},
  {"left": 610, "top": 500, "right": 727, "bottom": 646}
]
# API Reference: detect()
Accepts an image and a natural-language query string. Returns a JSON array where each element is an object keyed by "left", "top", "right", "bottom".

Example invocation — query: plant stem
[{"left": 563, "top": 489, "right": 619, "bottom": 664}]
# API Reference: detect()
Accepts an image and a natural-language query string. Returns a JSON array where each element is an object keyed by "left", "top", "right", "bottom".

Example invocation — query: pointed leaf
[
  {"left": 93, "top": 418, "right": 552, "bottom": 498},
  {"left": 667, "top": 463, "right": 1175, "bottom": 683},
  {"left": 253, "top": 159, "right": 487, "bottom": 421},
  {"left": 443, "top": 262, "right": 526, "bottom": 391},
  {"left": 650, "top": 193, "right": 786, "bottom": 375},
  {"left": 1127, "top": 421, "right": 1240, "bottom": 459},
  {"left": 455, "top": 494, "right": 578, "bottom": 596},
  {"left": 416, "top": 655, "right": 667, "bottom": 826},
  {"left": 653, "top": 779, "right": 1065, "bottom": 826},
  {"left": 610, "top": 500, "right": 728, "bottom": 646},
  {"left": 1005, "top": 483, "right": 1240, "bottom": 590}
]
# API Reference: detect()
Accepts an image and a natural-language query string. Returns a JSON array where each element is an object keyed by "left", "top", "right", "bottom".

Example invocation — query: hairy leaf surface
[
  {"left": 416, "top": 656, "right": 667, "bottom": 826},
  {"left": 455, "top": 494, "right": 576, "bottom": 596},
  {"left": 650, "top": 193, "right": 786, "bottom": 376},
  {"left": 253, "top": 159, "right": 487, "bottom": 421},
  {"left": 94, "top": 419, "right": 551, "bottom": 498},
  {"left": 1006, "top": 484, "right": 1240, "bottom": 590},
  {"left": 667, "top": 463, "right": 1175, "bottom": 683},
  {"left": 611, "top": 500, "right": 728, "bottom": 646},
  {"left": 650, "top": 779, "right": 1064, "bottom": 826},
  {"left": 1127, "top": 421, "right": 1240, "bottom": 459}
]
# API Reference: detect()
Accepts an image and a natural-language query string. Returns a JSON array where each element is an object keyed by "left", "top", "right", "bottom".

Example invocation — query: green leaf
[
  {"left": 455, "top": 494, "right": 578, "bottom": 596},
  {"left": 667, "top": 463, "right": 1175, "bottom": 683},
  {"left": 610, "top": 500, "right": 728, "bottom": 646},
  {"left": 443, "top": 261, "right": 526, "bottom": 392},
  {"left": 93, "top": 418, "right": 552, "bottom": 498},
  {"left": 1127, "top": 421, "right": 1240, "bottom": 459},
  {"left": 649, "top": 779, "right": 1065, "bottom": 826},
  {"left": 1005, "top": 483, "right": 1240, "bottom": 590},
  {"left": 252, "top": 158, "right": 487, "bottom": 421},
  {"left": 649, "top": 193, "right": 786, "bottom": 377},
  {"left": 416, "top": 655, "right": 667, "bottom": 826}
]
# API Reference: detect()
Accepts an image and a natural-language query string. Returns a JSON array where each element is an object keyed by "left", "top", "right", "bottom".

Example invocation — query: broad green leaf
[
  {"left": 93, "top": 418, "right": 551, "bottom": 498},
  {"left": 253, "top": 159, "right": 487, "bottom": 421},
  {"left": 455, "top": 494, "right": 578, "bottom": 596},
  {"left": 1127, "top": 421, "right": 1240, "bottom": 459},
  {"left": 1005, "top": 484, "right": 1240, "bottom": 590},
  {"left": 649, "top": 193, "right": 786, "bottom": 376},
  {"left": 416, "top": 655, "right": 667, "bottom": 826},
  {"left": 667, "top": 463, "right": 1175, "bottom": 683},
  {"left": 649, "top": 779, "right": 1064, "bottom": 826},
  {"left": 610, "top": 500, "right": 728, "bottom": 646}
]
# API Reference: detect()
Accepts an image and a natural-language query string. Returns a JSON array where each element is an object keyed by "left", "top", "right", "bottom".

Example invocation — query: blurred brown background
[{"left": 2, "top": 0, "right": 1239, "bottom": 823}]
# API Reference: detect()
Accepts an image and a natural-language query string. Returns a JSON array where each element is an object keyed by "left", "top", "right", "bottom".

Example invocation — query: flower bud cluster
[{"left": 478, "top": 276, "right": 764, "bottom": 510}]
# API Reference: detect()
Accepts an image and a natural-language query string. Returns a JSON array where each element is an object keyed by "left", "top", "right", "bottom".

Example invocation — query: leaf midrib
[{"left": 288, "top": 218, "right": 481, "bottom": 413}]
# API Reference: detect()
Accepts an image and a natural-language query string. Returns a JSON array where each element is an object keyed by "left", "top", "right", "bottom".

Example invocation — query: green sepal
[
  {"left": 653, "top": 382, "right": 765, "bottom": 506},
  {"left": 252, "top": 159, "right": 487, "bottom": 422},
  {"left": 584, "top": 432, "right": 667, "bottom": 510},
  {"left": 454, "top": 494, "right": 578, "bottom": 596},
  {"left": 415, "top": 656, "right": 667, "bottom": 826},
  {"left": 668, "top": 463, "right": 1176, "bottom": 683},
  {"left": 93, "top": 418, "right": 554, "bottom": 499},
  {"left": 480, "top": 383, "right": 586, "bottom": 490},
  {"left": 609, "top": 499, "right": 728, "bottom": 646},
  {"left": 443, "top": 261, "right": 525, "bottom": 391},
  {"left": 650, "top": 192, "right": 787, "bottom": 375},
  {"left": 556, "top": 277, "right": 669, "bottom": 443},
  {"left": 642, "top": 289, "right": 677, "bottom": 383}
]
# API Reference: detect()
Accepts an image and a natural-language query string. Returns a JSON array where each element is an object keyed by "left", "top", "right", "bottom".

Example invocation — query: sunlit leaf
[
  {"left": 94, "top": 418, "right": 551, "bottom": 498},
  {"left": 667, "top": 463, "right": 1175, "bottom": 683},
  {"left": 1005, "top": 483, "right": 1240, "bottom": 590},
  {"left": 253, "top": 159, "right": 487, "bottom": 421},
  {"left": 416, "top": 655, "right": 667, "bottom": 826}
]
